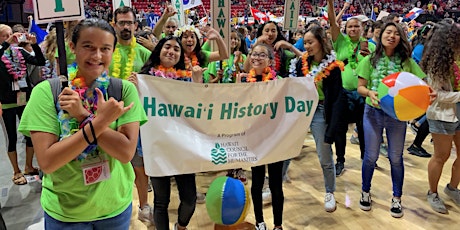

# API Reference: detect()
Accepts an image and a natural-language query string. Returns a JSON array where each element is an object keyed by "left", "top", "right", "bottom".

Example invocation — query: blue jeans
[
  {"left": 310, "top": 104, "right": 336, "bottom": 193},
  {"left": 150, "top": 174, "right": 196, "bottom": 230},
  {"left": 44, "top": 203, "right": 132, "bottom": 230},
  {"left": 362, "top": 105, "right": 406, "bottom": 197}
]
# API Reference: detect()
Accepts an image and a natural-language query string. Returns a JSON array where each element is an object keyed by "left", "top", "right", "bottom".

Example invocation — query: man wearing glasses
[{"left": 109, "top": 6, "right": 153, "bottom": 225}]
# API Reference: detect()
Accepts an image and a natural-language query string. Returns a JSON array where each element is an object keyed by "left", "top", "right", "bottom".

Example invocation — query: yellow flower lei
[{"left": 112, "top": 37, "right": 137, "bottom": 79}]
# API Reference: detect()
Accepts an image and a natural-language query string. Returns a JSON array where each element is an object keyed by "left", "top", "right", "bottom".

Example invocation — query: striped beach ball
[
  {"left": 377, "top": 72, "right": 430, "bottom": 121},
  {"left": 206, "top": 176, "right": 250, "bottom": 225}
]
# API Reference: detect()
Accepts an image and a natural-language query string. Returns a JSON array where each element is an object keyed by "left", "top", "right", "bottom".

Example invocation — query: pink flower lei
[{"left": 1, "top": 47, "right": 26, "bottom": 80}]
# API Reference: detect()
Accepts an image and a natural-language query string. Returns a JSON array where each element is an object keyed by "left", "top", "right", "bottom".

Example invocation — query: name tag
[{"left": 81, "top": 157, "right": 111, "bottom": 186}]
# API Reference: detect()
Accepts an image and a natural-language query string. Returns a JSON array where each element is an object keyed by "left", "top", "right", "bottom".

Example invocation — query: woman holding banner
[
  {"left": 140, "top": 35, "right": 206, "bottom": 230},
  {"left": 237, "top": 43, "right": 284, "bottom": 230},
  {"left": 289, "top": 25, "right": 346, "bottom": 212}
]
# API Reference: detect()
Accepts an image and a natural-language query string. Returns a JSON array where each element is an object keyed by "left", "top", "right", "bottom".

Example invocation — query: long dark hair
[
  {"left": 256, "top": 21, "right": 286, "bottom": 44},
  {"left": 232, "top": 29, "right": 248, "bottom": 55},
  {"left": 420, "top": 22, "right": 460, "bottom": 85},
  {"left": 256, "top": 21, "right": 289, "bottom": 77},
  {"left": 72, "top": 18, "right": 117, "bottom": 48},
  {"left": 140, "top": 36, "right": 186, "bottom": 74},
  {"left": 179, "top": 30, "right": 206, "bottom": 66},
  {"left": 371, "top": 22, "right": 411, "bottom": 68}
]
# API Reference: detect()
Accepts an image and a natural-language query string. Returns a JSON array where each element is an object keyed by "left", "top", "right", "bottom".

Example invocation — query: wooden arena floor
[{"left": 129, "top": 126, "right": 460, "bottom": 230}]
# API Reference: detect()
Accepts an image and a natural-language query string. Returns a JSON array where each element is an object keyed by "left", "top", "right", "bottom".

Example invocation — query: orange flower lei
[
  {"left": 301, "top": 52, "right": 344, "bottom": 83},
  {"left": 246, "top": 67, "right": 277, "bottom": 82},
  {"left": 185, "top": 53, "right": 199, "bottom": 70},
  {"left": 150, "top": 64, "right": 192, "bottom": 79}
]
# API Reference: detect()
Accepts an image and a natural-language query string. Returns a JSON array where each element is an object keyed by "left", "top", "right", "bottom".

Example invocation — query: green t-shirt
[
  {"left": 18, "top": 80, "right": 148, "bottom": 222},
  {"left": 54, "top": 42, "right": 76, "bottom": 66},
  {"left": 109, "top": 43, "right": 151, "bottom": 79},
  {"left": 206, "top": 53, "right": 247, "bottom": 83},
  {"left": 356, "top": 55, "right": 426, "bottom": 107},
  {"left": 333, "top": 33, "right": 376, "bottom": 90},
  {"left": 311, "top": 61, "right": 325, "bottom": 100}
]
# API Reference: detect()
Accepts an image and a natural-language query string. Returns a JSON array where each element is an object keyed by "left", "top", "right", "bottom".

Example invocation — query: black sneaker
[
  {"left": 390, "top": 198, "right": 404, "bottom": 218},
  {"left": 407, "top": 144, "right": 431, "bottom": 158},
  {"left": 360, "top": 191, "right": 372, "bottom": 211},
  {"left": 335, "top": 162, "right": 345, "bottom": 177}
]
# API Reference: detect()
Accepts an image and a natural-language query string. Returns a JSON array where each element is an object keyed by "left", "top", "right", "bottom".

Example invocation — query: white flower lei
[
  {"left": 289, "top": 51, "right": 338, "bottom": 78},
  {"left": 174, "top": 25, "right": 202, "bottom": 40}
]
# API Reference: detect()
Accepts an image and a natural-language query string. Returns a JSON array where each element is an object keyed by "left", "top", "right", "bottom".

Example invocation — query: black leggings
[
  {"left": 2, "top": 106, "right": 32, "bottom": 152},
  {"left": 413, "top": 119, "right": 430, "bottom": 147},
  {"left": 251, "top": 161, "right": 284, "bottom": 226}
]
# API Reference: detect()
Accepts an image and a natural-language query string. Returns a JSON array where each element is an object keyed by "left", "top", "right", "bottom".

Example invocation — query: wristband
[
  {"left": 82, "top": 126, "right": 92, "bottom": 145},
  {"left": 89, "top": 120, "right": 97, "bottom": 145},
  {"left": 79, "top": 113, "right": 95, "bottom": 129}
]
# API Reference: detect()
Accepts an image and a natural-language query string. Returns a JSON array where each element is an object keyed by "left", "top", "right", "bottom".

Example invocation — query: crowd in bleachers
[{"left": 83, "top": 0, "right": 460, "bottom": 24}]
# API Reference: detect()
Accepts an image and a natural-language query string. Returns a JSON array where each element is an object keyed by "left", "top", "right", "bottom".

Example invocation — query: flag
[
  {"left": 112, "top": 0, "right": 132, "bottom": 11},
  {"left": 321, "top": 6, "right": 328, "bottom": 20},
  {"left": 28, "top": 19, "right": 48, "bottom": 45},
  {"left": 199, "top": 16, "right": 208, "bottom": 26},
  {"left": 404, "top": 7, "right": 424, "bottom": 22},
  {"left": 183, "top": 0, "right": 203, "bottom": 10},
  {"left": 370, "top": 8, "right": 376, "bottom": 21},
  {"left": 250, "top": 5, "right": 269, "bottom": 23}
]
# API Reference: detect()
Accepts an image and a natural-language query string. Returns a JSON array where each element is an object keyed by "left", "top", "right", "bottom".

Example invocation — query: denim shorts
[{"left": 428, "top": 119, "right": 460, "bottom": 135}]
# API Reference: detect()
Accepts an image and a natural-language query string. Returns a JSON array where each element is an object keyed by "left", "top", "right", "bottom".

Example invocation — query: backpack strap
[
  {"left": 47, "top": 78, "right": 62, "bottom": 111},
  {"left": 47, "top": 77, "right": 123, "bottom": 113},
  {"left": 108, "top": 77, "right": 123, "bottom": 101}
]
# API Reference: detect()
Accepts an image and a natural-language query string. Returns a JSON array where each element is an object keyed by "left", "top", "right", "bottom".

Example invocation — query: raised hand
[
  {"left": 94, "top": 88, "right": 133, "bottom": 125},
  {"left": 201, "top": 27, "right": 220, "bottom": 41},
  {"left": 191, "top": 65, "right": 207, "bottom": 83},
  {"left": 58, "top": 87, "right": 89, "bottom": 122}
]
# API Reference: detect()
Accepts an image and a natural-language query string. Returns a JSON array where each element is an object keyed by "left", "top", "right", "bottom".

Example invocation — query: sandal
[
  {"left": 24, "top": 167, "right": 40, "bottom": 175},
  {"left": 12, "top": 172, "right": 27, "bottom": 185}
]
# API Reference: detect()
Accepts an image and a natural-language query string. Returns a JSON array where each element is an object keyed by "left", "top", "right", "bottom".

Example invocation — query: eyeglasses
[
  {"left": 250, "top": 52, "right": 269, "bottom": 59},
  {"left": 117, "top": 21, "right": 135, "bottom": 26}
]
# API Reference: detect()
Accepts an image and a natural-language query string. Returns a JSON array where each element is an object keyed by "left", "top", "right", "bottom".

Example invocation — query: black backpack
[{"left": 47, "top": 77, "right": 123, "bottom": 112}]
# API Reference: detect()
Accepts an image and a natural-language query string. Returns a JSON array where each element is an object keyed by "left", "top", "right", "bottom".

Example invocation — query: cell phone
[{"left": 17, "top": 34, "right": 26, "bottom": 43}]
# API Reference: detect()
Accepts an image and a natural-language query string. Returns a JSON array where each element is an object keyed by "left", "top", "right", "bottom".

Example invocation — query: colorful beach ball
[
  {"left": 377, "top": 72, "right": 430, "bottom": 121},
  {"left": 206, "top": 176, "right": 250, "bottom": 226}
]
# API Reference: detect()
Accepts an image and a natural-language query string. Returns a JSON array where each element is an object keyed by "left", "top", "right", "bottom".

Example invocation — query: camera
[
  {"left": 17, "top": 34, "right": 27, "bottom": 43},
  {"left": 135, "top": 31, "right": 152, "bottom": 40}
]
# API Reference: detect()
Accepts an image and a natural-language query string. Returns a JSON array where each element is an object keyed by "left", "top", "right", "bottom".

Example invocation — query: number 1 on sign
[{"left": 54, "top": 0, "right": 65, "bottom": 12}]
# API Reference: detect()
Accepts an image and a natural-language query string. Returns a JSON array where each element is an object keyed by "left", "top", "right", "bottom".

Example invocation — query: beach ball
[
  {"left": 206, "top": 176, "right": 250, "bottom": 225},
  {"left": 377, "top": 72, "right": 430, "bottom": 121}
]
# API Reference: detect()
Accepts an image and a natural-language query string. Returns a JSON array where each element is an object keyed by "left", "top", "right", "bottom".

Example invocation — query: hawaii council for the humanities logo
[
  {"left": 210, "top": 141, "right": 257, "bottom": 165},
  {"left": 211, "top": 143, "right": 227, "bottom": 165}
]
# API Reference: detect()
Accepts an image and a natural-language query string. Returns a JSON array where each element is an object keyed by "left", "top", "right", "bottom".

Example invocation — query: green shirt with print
[
  {"left": 333, "top": 33, "right": 376, "bottom": 90},
  {"left": 356, "top": 55, "right": 426, "bottom": 107},
  {"left": 109, "top": 43, "right": 151, "bottom": 79},
  {"left": 18, "top": 80, "right": 148, "bottom": 222}
]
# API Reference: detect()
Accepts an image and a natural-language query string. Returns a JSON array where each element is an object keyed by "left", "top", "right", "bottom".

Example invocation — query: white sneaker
[
  {"left": 427, "top": 191, "right": 447, "bottom": 214},
  {"left": 444, "top": 184, "right": 460, "bottom": 205},
  {"left": 138, "top": 204, "right": 153, "bottom": 223},
  {"left": 196, "top": 192, "right": 206, "bottom": 204},
  {"left": 255, "top": 222, "right": 267, "bottom": 230},
  {"left": 174, "top": 222, "right": 188, "bottom": 230},
  {"left": 262, "top": 187, "right": 272, "bottom": 202},
  {"left": 324, "top": 192, "right": 336, "bottom": 212}
]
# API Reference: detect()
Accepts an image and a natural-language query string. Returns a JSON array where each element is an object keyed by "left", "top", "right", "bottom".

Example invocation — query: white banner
[
  {"left": 138, "top": 75, "right": 319, "bottom": 177},
  {"left": 183, "top": 0, "right": 203, "bottom": 10}
]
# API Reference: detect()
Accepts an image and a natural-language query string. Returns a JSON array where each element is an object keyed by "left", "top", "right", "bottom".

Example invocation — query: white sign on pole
[
  {"left": 283, "top": 0, "right": 300, "bottom": 30},
  {"left": 32, "top": 0, "right": 85, "bottom": 24},
  {"left": 211, "top": 0, "right": 230, "bottom": 53},
  {"left": 172, "top": 0, "right": 186, "bottom": 27},
  {"left": 112, "top": 0, "right": 132, "bottom": 12}
]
